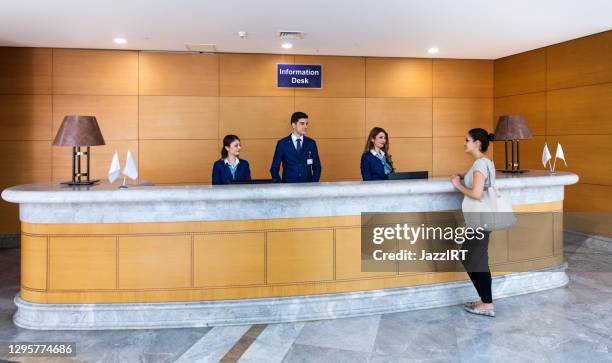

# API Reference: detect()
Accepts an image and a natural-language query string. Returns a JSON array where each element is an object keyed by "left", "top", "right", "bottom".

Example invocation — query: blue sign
[{"left": 277, "top": 64, "right": 322, "bottom": 88}]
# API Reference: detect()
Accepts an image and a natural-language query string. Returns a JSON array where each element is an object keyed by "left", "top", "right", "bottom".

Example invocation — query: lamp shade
[
  {"left": 494, "top": 115, "right": 533, "bottom": 141},
  {"left": 53, "top": 115, "right": 106, "bottom": 146}
]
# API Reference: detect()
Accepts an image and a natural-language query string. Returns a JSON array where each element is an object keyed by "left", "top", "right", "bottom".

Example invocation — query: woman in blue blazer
[
  {"left": 361, "top": 127, "right": 394, "bottom": 181},
  {"left": 212, "top": 135, "right": 251, "bottom": 185}
]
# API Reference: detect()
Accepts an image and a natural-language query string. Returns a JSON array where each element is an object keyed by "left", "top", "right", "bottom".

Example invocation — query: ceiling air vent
[
  {"left": 184, "top": 43, "right": 217, "bottom": 53},
  {"left": 278, "top": 31, "right": 305, "bottom": 40}
]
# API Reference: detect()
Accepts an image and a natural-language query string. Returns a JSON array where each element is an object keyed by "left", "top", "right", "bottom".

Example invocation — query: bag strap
[
  {"left": 485, "top": 159, "right": 495, "bottom": 187},
  {"left": 482, "top": 158, "right": 502, "bottom": 197}
]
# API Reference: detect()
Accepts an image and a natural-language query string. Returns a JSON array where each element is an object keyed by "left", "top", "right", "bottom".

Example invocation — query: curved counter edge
[
  {"left": 2, "top": 171, "right": 579, "bottom": 204},
  {"left": 13, "top": 263, "right": 568, "bottom": 330},
  {"left": 1, "top": 172, "right": 579, "bottom": 224}
]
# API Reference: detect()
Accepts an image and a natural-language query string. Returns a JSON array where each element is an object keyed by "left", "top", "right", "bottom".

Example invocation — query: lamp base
[
  {"left": 61, "top": 180, "right": 100, "bottom": 186},
  {"left": 498, "top": 169, "right": 529, "bottom": 174}
]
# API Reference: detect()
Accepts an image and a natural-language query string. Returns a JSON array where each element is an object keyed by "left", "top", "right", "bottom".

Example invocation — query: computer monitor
[{"left": 388, "top": 171, "right": 428, "bottom": 180}]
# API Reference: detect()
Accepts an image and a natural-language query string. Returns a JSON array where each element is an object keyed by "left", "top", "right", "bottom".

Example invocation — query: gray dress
[{"left": 463, "top": 158, "right": 494, "bottom": 189}]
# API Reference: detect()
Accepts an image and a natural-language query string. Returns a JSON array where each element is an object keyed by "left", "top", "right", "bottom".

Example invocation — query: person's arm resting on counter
[{"left": 451, "top": 171, "right": 485, "bottom": 200}]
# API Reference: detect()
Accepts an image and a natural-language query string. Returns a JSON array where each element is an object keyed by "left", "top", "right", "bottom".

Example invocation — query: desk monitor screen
[
  {"left": 388, "top": 171, "right": 428, "bottom": 180},
  {"left": 230, "top": 179, "right": 275, "bottom": 185}
]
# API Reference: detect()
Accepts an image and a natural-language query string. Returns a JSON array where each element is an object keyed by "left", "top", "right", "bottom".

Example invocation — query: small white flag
[
  {"left": 108, "top": 151, "right": 121, "bottom": 183},
  {"left": 555, "top": 143, "right": 567, "bottom": 167},
  {"left": 542, "top": 143, "right": 552, "bottom": 169},
  {"left": 123, "top": 150, "right": 138, "bottom": 180}
]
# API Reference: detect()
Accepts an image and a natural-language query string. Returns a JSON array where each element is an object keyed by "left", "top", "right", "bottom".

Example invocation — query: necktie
[{"left": 296, "top": 138, "right": 302, "bottom": 153}]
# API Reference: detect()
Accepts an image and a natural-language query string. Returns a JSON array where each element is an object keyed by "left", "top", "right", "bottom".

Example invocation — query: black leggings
[{"left": 461, "top": 231, "right": 492, "bottom": 304}]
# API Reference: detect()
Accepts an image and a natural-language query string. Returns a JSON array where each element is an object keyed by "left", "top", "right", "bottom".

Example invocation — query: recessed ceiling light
[
  {"left": 428, "top": 47, "right": 439, "bottom": 54},
  {"left": 114, "top": 38, "right": 127, "bottom": 44},
  {"left": 281, "top": 42, "right": 293, "bottom": 49},
  {"left": 238, "top": 31, "right": 248, "bottom": 39}
]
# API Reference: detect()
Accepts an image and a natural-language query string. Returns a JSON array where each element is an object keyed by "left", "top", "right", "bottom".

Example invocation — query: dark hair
[
  {"left": 364, "top": 127, "right": 394, "bottom": 168},
  {"left": 468, "top": 128, "right": 495, "bottom": 152},
  {"left": 221, "top": 134, "right": 240, "bottom": 159},
  {"left": 291, "top": 111, "right": 308, "bottom": 124}
]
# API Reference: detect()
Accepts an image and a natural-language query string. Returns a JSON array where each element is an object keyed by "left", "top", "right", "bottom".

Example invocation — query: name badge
[{"left": 307, "top": 158, "right": 313, "bottom": 165}]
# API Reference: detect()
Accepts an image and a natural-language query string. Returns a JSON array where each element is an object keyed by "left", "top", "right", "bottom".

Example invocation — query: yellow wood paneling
[
  {"left": 0, "top": 95, "right": 52, "bottom": 140},
  {"left": 220, "top": 54, "right": 294, "bottom": 97},
  {"left": 0, "top": 47, "right": 52, "bottom": 94},
  {"left": 139, "top": 139, "right": 217, "bottom": 184},
  {"left": 433, "top": 98, "right": 493, "bottom": 137},
  {"left": 547, "top": 31, "right": 612, "bottom": 90},
  {"left": 365, "top": 98, "right": 432, "bottom": 138},
  {"left": 49, "top": 236, "right": 116, "bottom": 290},
  {"left": 432, "top": 137, "right": 486, "bottom": 177},
  {"left": 237, "top": 139, "right": 278, "bottom": 179},
  {"left": 547, "top": 83, "right": 612, "bottom": 135},
  {"left": 366, "top": 58, "right": 432, "bottom": 97},
  {"left": 508, "top": 213, "right": 554, "bottom": 261},
  {"left": 336, "top": 227, "right": 395, "bottom": 279},
  {"left": 294, "top": 55, "right": 365, "bottom": 97},
  {"left": 52, "top": 95, "right": 139, "bottom": 140},
  {"left": 545, "top": 135, "right": 612, "bottom": 186},
  {"left": 294, "top": 98, "right": 365, "bottom": 139},
  {"left": 220, "top": 97, "right": 294, "bottom": 139},
  {"left": 119, "top": 235, "right": 191, "bottom": 289},
  {"left": 53, "top": 49, "right": 138, "bottom": 95},
  {"left": 139, "top": 96, "right": 219, "bottom": 140},
  {"left": 317, "top": 138, "right": 364, "bottom": 181},
  {"left": 0, "top": 140, "right": 52, "bottom": 186},
  {"left": 267, "top": 230, "right": 334, "bottom": 283},
  {"left": 494, "top": 48, "right": 546, "bottom": 97},
  {"left": 18, "top": 203, "right": 564, "bottom": 303},
  {"left": 433, "top": 59, "right": 493, "bottom": 98},
  {"left": 512, "top": 201, "right": 562, "bottom": 213},
  {"left": 20, "top": 234, "right": 47, "bottom": 290},
  {"left": 494, "top": 92, "right": 546, "bottom": 136},
  {"left": 139, "top": 52, "right": 219, "bottom": 96},
  {"left": 194, "top": 233, "right": 265, "bottom": 286},
  {"left": 492, "top": 136, "right": 546, "bottom": 172},
  {"left": 52, "top": 140, "right": 138, "bottom": 183},
  {"left": 488, "top": 229, "right": 509, "bottom": 265},
  {"left": 390, "top": 138, "right": 433, "bottom": 174}
]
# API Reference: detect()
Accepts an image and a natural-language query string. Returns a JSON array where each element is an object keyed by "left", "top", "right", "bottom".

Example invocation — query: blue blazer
[
  {"left": 212, "top": 159, "right": 251, "bottom": 185},
  {"left": 361, "top": 152, "right": 394, "bottom": 181},
  {"left": 270, "top": 135, "right": 321, "bottom": 183}
]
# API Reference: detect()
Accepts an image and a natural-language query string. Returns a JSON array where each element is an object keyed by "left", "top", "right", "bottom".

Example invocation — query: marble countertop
[{"left": 2, "top": 171, "right": 579, "bottom": 205}]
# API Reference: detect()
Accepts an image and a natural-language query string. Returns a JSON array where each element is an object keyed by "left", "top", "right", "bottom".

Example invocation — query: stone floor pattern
[{"left": 1, "top": 231, "right": 611, "bottom": 362}]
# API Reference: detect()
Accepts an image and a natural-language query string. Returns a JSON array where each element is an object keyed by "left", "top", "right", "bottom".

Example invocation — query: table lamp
[
  {"left": 494, "top": 115, "right": 532, "bottom": 173},
  {"left": 53, "top": 115, "right": 106, "bottom": 185}
]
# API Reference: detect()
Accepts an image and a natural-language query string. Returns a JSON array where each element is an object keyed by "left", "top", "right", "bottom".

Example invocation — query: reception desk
[{"left": 2, "top": 171, "right": 578, "bottom": 330}]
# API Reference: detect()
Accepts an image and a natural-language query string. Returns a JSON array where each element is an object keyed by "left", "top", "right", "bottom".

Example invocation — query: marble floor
[{"left": 0, "top": 231, "right": 611, "bottom": 362}]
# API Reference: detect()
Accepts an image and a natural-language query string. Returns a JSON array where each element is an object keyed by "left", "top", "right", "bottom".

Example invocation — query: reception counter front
[{"left": 1, "top": 171, "right": 578, "bottom": 330}]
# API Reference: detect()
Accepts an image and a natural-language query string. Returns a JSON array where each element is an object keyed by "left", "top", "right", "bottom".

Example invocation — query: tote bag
[{"left": 461, "top": 160, "right": 516, "bottom": 232}]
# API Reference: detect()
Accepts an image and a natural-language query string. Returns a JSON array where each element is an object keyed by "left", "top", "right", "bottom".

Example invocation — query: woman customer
[
  {"left": 212, "top": 135, "right": 251, "bottom": 185},
  {"left": 361, "top": 127, "right": 394, "bottom": 181},
  {"left": 450, "top": 128, "right": 496, "bottom": 317}
]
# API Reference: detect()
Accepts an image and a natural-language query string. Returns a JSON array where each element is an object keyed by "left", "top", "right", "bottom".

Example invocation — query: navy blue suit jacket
[
  {"left": 361, "top": 152, "right": 394, "bottom": 181},
  {"left": 212, "top": 159, "right": 251, "bottom": 185},
  {"left": 270, "top": 135, "right": 321, "bottom": 183}
]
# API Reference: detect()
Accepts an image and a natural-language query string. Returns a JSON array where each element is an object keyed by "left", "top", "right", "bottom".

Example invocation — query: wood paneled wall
[
  {"left": 493, "top": 30, "right": 612, "bottom": 236},
  {"left": 0, "top": 48, "right": 494, "bottom": 233}
]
